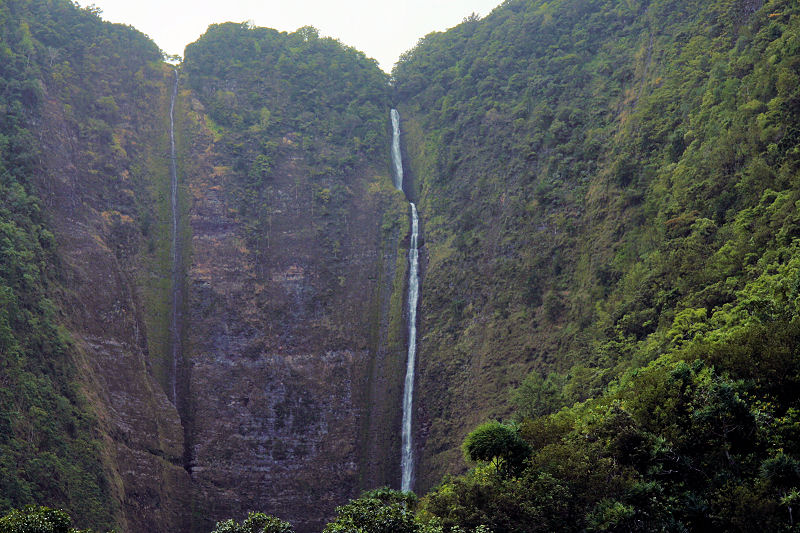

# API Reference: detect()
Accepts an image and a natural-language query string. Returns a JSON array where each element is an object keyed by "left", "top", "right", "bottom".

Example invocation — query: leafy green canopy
[
  {"left": 211, "top": 512, "right": 294, "bottom": 533},
  {"left": 323, "top": 488, "right": 422, "bottom": 533},
  {"left": 423, "top": 343, "right": 800, "bottom": 531},
  {"left": 184, "top": 22, "right": 389, "bottom": 170},
  {"left": 462, "top": 421, "right": 531, "bottom": 478},
  {"left": 321, "top": 488, "right": 484, "bottom": 533},
  {"left": 0, "top": 506, "right": 91, "bottom": 533}
]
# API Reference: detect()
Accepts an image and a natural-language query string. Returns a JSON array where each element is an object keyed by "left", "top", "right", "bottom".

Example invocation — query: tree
[
  {"left": 0, "top": 506, "right": 90, "bottom": 533},
  {"left": 462, "top": 421, "right": 532, "bottom": 478},
  {"left": 211, "top": 512, "right": 293, "bottom": 533},
  {"left": 512, "top": 371, "right": 567, "bottom": 419},
  {"left": 323, "top": 488, "right": 437, "bottom": 533}
]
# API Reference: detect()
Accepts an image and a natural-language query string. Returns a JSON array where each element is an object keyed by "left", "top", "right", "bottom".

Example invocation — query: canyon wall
[
  {"left": 127, "top": 22, "right": 408, "bottom": 532},
  {"left": 1, "top": 5, "right": 409, "bottom": 531},
  {"left": 178, "top": 32, "right": 408, "bottom": 523},
  {"left": 36, "top": 61, "right": 193, "bottom": 531}
]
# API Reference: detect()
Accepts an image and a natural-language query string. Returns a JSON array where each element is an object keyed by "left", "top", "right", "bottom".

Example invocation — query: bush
[
  {"left": 211, "top": 512, "right": 293, "bottom": 533},
  {"left": 323, "top": 488, "right": 432, "bottom": 533},
  {"left": 0, "top": 506, "right": 90, "bottom": 533},
  {"left": 462, "top": 421, "right": 532, "bottom": 478}
]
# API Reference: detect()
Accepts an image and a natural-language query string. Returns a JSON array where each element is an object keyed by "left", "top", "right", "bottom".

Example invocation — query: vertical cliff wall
[
  {"left": 181, "top": 23, "right": 409, "bottom": 532},
  {"left": 1, "top": 4, "right": 415, "bottom": 529},
  {"left": 0, "top": 1, "right": 193, "bottom": 530},
  {"left": 36, "top": 62, "right": 192, "bottom": 531}
]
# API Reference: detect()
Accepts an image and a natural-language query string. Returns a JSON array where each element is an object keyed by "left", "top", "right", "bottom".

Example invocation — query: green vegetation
[
  {"left": 420, "top": 348, "right": 800, "bottom": 530},
  {"left": 183, "top": 22, "right": 391, "bottom": 239},
  {"left": 7, "top": 0, "right": 800, "bottom": 529},
  {"left": 383, "top": 0, "right": 800, "bottom": 528},
  {"left": 184, "top": 23, "right": 388, "bottom": 158},
  {"left": 0, "top": 506, "right": 91, "bottom": 533},
  {"left": 393, "top": 0, "right": 800, "bottom": 492},
  {"left": 323, "top": 489, "right": 443, "bottom": 533},
  {"left": 211, "top": 512, "right": 294, "bottom": 533},
  {"left": 0, "top": 1, "right": 107, "bottom": 527},
  {"left": 182, "top": 22, "right": 398, "bottom": 308},
  {"left": 3, "top": 498, "right": 494, "bottom": 533},
  {"left": 462, "top": 421, "right": 530, "bottom": 479}
]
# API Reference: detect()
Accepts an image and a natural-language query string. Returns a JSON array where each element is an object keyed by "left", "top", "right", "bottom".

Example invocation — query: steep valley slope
[
  {"left": 394, "top": 0, "right": 800, "bottom": 494},
  {"left": 0, "top": 2, "right": 191, "bottom": 530}
]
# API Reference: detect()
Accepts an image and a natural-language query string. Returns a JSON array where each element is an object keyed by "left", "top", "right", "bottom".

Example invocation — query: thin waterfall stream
[
  {"left": 391, "top": 109, "right": 420, "bottom": 492},
  {"left": 391, "top": 109, "right": 404, "bottom": 191},
  {"left": 169, "top": 69, "right": 181, "bottom": 405},
  {"left": 401, "top": 202, "right": 420, "bottom": 492}
]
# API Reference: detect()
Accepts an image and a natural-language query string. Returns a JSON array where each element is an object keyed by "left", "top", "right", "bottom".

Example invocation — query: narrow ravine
[
  {"left": 391, "top": 109, "right": 420, "bottom": 492},
  {"left": 169, "top": 69, "right": 182, "bottom": 405}
]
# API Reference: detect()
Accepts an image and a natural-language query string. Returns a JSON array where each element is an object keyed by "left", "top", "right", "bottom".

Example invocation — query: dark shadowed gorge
[{"left": 3, "top": 0, "right": 800, "bottom": 531}]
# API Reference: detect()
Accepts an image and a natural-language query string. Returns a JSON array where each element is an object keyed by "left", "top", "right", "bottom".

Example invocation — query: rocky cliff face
[
  {"left": 179, "top": 26, "right": 409, "bottom": 525},
  {"left": 1, "top": 3, "right": 418, "bottom": 527},
  {"left": 34, "top": 54, "right": 192, "bottom": 533}
]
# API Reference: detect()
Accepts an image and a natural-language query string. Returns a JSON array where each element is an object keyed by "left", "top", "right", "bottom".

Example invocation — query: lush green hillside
[
  {"left": 0, "top": 0, "right": 156, "bottom": 526},
  {"left": 390, "top": 0, "right": 800, "bottom": 528},
  {"left": 182, "top": 22, "right": 397, "bottom": 267}
]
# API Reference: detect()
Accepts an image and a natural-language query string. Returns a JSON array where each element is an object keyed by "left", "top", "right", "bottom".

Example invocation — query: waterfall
[
  {"left": 391, "top": 109, "right": 420, "bottom": 492},
  {"left": 169, "top": 69, "right": 181, "bottom": 405},
  {"left": 390, "top": 109, "right": 403, "bottom": 191},
  {"left": 401, "top": 202, "right": 420, "bottom": 492}
]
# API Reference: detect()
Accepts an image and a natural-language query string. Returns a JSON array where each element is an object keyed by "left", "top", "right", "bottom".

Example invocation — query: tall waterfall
[
  {"left": 401, "top": 202, "right": 420, "bottom": 492},
  {"left": 169, "top": 69, "right": 181, "bottom": 405},
  {"left": 391, "top": 109, "right": 420, "bottom": 492},
  {"left": 390, "top": 109, "right": 403, "bottom": 191}
]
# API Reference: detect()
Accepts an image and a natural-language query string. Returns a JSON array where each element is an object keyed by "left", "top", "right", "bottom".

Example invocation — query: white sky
[{"left": 77, "top": 0, "right": 503, "bottom": 72}]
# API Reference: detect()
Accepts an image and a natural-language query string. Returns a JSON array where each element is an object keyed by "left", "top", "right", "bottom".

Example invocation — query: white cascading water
[
  {"left": 169, "top": 69, "right": 180, "bottom": 404},
  {"left": 401, "top": 202, "right": 420, "bottom": 492},
  {"left": 390, "top": 109, "right": 404, "bottom": 191},
  {"left": 391, "top": 109, "right": 419, "bottom": 492}
]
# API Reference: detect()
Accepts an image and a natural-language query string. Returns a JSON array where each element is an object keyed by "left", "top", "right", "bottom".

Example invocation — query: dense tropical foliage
[
  {"left": 210, "top": 512, "right": 294, "bottom": 533},
  {"left": 392, "top": 0, "right": 800, "bottom": 488},
  {"left": 385, "top": 0, "right": 800, "bottom": 529},
  {"left": 183, "top": 22, "right": 392, "bottom": 229},
  {"left": 0, "top": 506, "right": 91, "bottom": 533}
]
